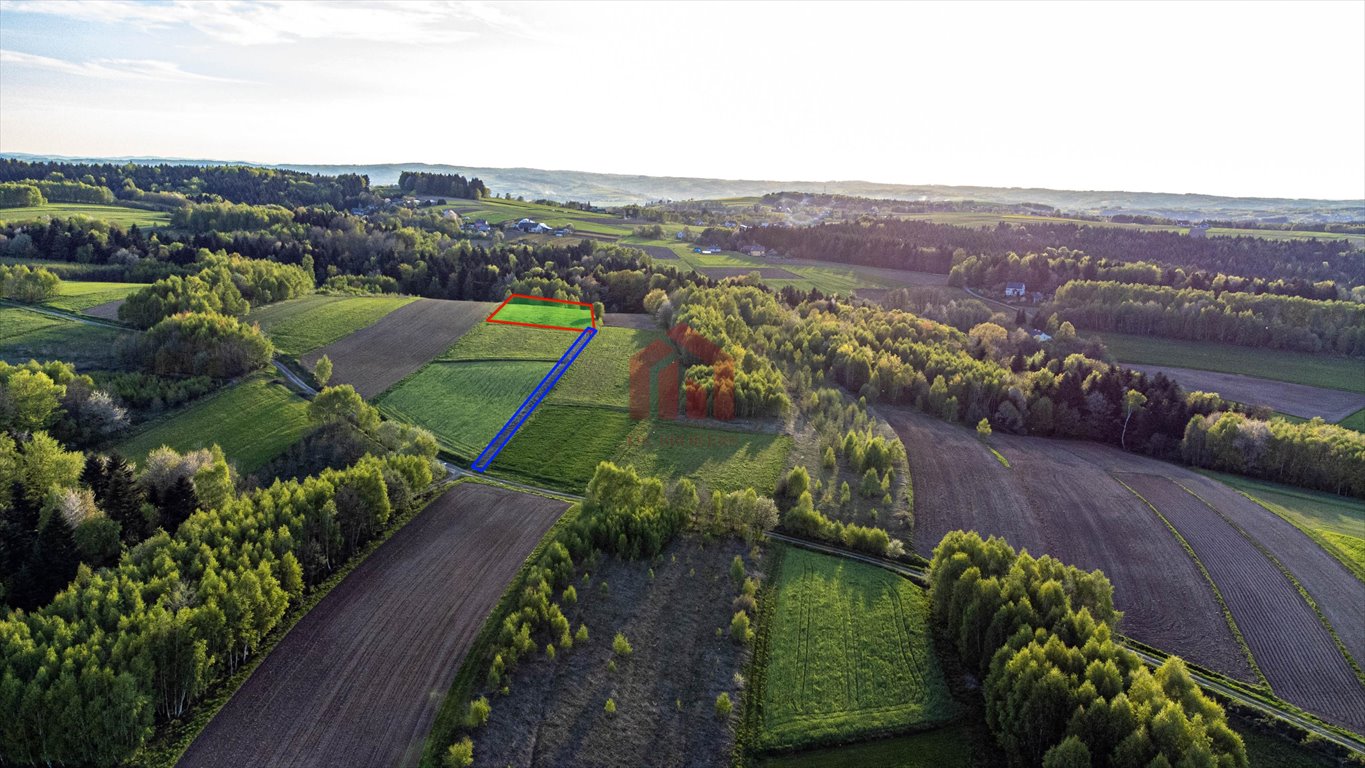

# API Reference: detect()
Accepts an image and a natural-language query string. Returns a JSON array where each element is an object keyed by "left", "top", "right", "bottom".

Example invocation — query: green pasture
[
  {"left": 246, "top": 294, "right": 416, "bottom": 356},
  {"left": 1100, "top": 332, "right": 1365, "bottom": 394},
  {"left": 491, "top": 296, "right": 595, "bottom": 329},
  {"left": 0, "top": 203, "right": 171, "bottom": 228},
  {"left": 0, "top": 305, "right": 128, "bottom": 369}
]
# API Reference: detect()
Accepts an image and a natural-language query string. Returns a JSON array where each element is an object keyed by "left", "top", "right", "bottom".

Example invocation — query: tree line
[
  {"left": 930, "top": 530, "right": 1247, "bottom": 767},
  {"left": 948, "top": 247, "right": 1350, "bottom": 301},
  {"left": 731, "top": 218, "right": 1361, "bottom": 285},
  {"left": 119, "top": 253, "right": 313, "bottom": 328},
  {"left": 1049, "top": 280, "right": 1365, "bottom": 355},
  {"left": 397, "top": 171, "right": 488, "bottom": 199}
]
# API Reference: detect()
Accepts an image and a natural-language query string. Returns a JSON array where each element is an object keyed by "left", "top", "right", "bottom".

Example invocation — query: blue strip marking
[{"left": 472, "top": 327, "right": 595, "bottom": 472}]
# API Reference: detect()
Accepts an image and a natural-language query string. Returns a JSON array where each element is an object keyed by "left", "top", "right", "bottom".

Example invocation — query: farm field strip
[
  {"left": 887, "top": 409, "right": 1255, "bottom": 681},
  {"left": 246, "top": 293, "right": 416, "bottom": 356},
  {"left": 177, "top": 483, "right": 568, "bottom": 768},
  {"left": 486, "top": 293, "right": 596, "bottom": 331},
  {"left": 759, "top": 546, "right": 955, "bottom": 751},
  {"left": 0, "top": 202, "right": 171, "bottom": 227},
  {"left": 41, "top": 280, "right": 144, "bottom": 313},
  {"left": 0, "top": 304, "right": 129, "bottom": 368},
  {"left": 301, "top": 298, "right": 494, "bottom": 399},
  {"left": 1125, "top": 364, "right": 1365, "bottom": 422},
  {"left": 1116, "top": 473, "right": 1365, "bottom": 733},
  {"left": 1100, "top": 332, "right": 1365, "bottom": 394}
]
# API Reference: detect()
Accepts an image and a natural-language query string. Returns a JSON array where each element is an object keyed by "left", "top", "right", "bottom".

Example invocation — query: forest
[
  {"left": 396, "top": 171, "right": 489, "bottom": 200},
  {"left": 732, "top": 218, "right": 1362, "bottom": 285}
]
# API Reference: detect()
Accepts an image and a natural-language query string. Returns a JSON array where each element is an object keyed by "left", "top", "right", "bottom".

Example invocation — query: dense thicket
[
  {"left": 119, "top": 254, "right": 312, "bottom": 327},
  {"left": 120, "top": 312, "right": 273, "bottom": 378},
  {"left": 734, "top": 219, "right": 1361, "bottom": 285},
  {"left": 949, "top": 248, "right": 1349, "bottom": 301},
  {"left": 0, "top": 182, "right": 44, "bottom": 208},
  {"left": 0, "top": 451, "right": 434, "bottom": 766},
  {"left": 930, "top": 530, "right": 1246, "bottom": 767},
  {"left": 1050, "top": 280, "right": 1365, "bottom": 355},
  {"left": 0, "top": 263, "right": 60, "bottom": 303},
  {"left": 0, "top": 159, "right": 371, "bottom": 208},
  {"left": 170, "top": 202, "right": 296, "bottom": 233},
  {"left": 31, "top": 179, "right": 116, "bottom": 205},
  {"left": 397, "top": 171, "right": 488, "bottom": 199}
]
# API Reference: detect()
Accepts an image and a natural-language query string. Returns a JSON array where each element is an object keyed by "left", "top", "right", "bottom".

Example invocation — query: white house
[{"left": 1005, "top": 282, "right": 1027, "bottom": 298}]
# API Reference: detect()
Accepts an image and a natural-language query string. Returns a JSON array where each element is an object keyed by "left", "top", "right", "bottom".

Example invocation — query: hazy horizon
[{"left": 1, "top": 0, "right": 1362, "bottom": 199}]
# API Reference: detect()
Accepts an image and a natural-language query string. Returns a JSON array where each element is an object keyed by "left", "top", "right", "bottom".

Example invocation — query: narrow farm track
[
  {"left": 1117, "top": 473, "right": 1365, "bottom": 734},
  {"left": 301, "top": 298, "right": 495, "bottom": 398},
  {"left": 178, "top": 484, "right": 567, "bottom": 768},
  {"left": 887, "top": 409, "right": 1253, "bottom": 681}
]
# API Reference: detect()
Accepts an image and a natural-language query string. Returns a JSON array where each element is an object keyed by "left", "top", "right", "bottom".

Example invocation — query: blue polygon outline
[{"left": 471, "top": 327, "right": 596, "bottom": 472}]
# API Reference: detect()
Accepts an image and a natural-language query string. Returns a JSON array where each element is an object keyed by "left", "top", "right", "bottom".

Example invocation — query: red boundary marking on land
[{"left": 485, "top": 293, "right": 597, "bottom": 332}]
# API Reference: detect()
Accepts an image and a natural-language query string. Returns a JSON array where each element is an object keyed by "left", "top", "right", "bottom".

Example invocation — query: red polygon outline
[{"left": 485, "top": 293, "right": 597, "bottom": 332}]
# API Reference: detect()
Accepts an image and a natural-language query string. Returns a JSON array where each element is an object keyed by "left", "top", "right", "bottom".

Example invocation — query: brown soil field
[
  {"left": 886, "top": 409, "right": 1254, "bottom": 681},
  {"left": 301, "top": 298, "right": 494, "bottom": 398},
  {"left": 82, "top": 298, "right": 125, "bottom": 320},
  {"left": 604, "top": 312, "right": 659, "bottom": 331},
  {"left": 1126, "top": 364, "right": 1365, "bottom": 421},
  {"left": 177, "top": 482, "right": 567, "bottom": 768},
  {"left": 701, "top": 266, "right": 804, "bottom": 280},
  {"left": 475, "top": 535, "right": 749, "bottom": 767},
  {"left": 1117, "top": 473, "right": 1365, "bottom": 733},
  {"left": 631, "top": 244, "right": 680, "bottom": 260}
]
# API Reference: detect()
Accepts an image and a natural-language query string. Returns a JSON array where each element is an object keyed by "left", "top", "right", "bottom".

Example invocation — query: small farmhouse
[{"left": 1005, "top": 282, "right": 1027, "bottom": 298}]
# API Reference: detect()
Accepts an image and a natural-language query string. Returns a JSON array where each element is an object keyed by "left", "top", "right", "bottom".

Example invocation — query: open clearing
[
  {"left": 0, "top": 202, "right": 171, "bottom": 228},
  {"left": 377, "top": 359, "right": 554, "bottom": 460},
  {"left": 1101, "top": 332, "right": 1365, "bottom": 394},
  {"left": 700, "top": 266, "right": 805, "bottom": 280},
  {"left": 604, "top": 312, "right": 659, "bottom": 330},
  {"left": 41, "top": 280, "right": 144, "bottom": 313},
  {"left": 0, "top": 305, "right": 128, "bottom": 368},
  {"left": 1116, "top": 473, "right": 1365, "bottom": 733},
  {"left": 178, "top": 482, "right": 567, "bottom": 768},
  {"left": 475, "top": 536, "right": 749, "bottom": 768},
  {"left": 759, "top": 546, "right": 955, "bottom": 751},
  {"left": 247, "top": 294, "right": 416, "bottom": 356},
  {"left": 632, "top": 244, "right": 680, "bottom": 260},
  {"left": 300, "top": 298, "right": 494, "bottom": 398},
  {"left": 548, "top": 326, "right": 664, "bottom": 409},
  {"left": 889, "top": 409, "right": 1365, "bottom": 731},
  {"left": 115, "top": 376, "right": 312, "bottom": 473},
  {"left": 1126, "top": 364, "right": 1365, "bottom": 422},
  {"left": 759, "top": 722, "right": 978, "bottom": 768}
]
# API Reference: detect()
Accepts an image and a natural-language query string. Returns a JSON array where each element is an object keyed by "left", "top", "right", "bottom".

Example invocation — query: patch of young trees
[
  {"left": 170, "top": 202, "right": 296, "bottom": 233},
  {"left": 119, "top": 253, "right": 312, "bottom": 328},
  {"left": 1183, "top": 412, "right": 1365, "bottom": 496},
  {"left": 930, "top": 530, "right": 1247, "bottom": 767},
  {"left": 0, "top": 181, "right": 45, "bottom": 208},
  {"left": 120, "top": 311, "right": 273, "bottom": 378},
  {"left": 0, "top": 263, "right": 60, "bottom": 303},
  {"left": 0, "top": 448, "right": 435, "bottom": 765},
  {"left": 1049, "top": 280, "right": 1365, "bottom": 355}
]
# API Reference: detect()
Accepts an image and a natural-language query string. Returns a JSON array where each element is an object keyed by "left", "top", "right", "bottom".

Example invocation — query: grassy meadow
[
  {"left": 614, "top": 419, "right": 792, "bottom": 495},
  {"left": 548, "top": 326, "right": 665, "bottom": 409},
  {"left": 758, "top": 546, "right": 956, "bottom": 752},
  {"left": 246, "top": 294, "right": 416, "bottom": 356},
  {"left": 114, "top": 376, "right": 312, "bottom": 473},
  {"left": 0, "top": 203, "right": 171, "bottom": 228},
  {"left": 493, "top": 404, "right": 639, "bottom": 488},
  {"left": 759, "top": 722, "right": 977, "bottom": 768},
  {"left": 1100, "top": 332, "right": 1365, "bottom": 394},
  {"left": 491, "top": 296, "right": 595, "bottom": 329},
  {"left": 436, "top": 321, "right": 570, "bottom": 362},
  {"left": 41, "top": 281, "right": 144, "bottom": 313},
  {"left": 0, "top": 306, "right": 129, "bottom": 368}
]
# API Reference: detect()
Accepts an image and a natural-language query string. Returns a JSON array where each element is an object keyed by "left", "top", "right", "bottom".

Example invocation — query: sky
[{"left": 0, "top": 0, "right": 1362, "bottom": 199}]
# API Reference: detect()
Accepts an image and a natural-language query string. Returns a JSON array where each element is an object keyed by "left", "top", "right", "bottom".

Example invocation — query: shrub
[
  {"left": 730, "top": 554, "right": 746, "bottom": 587},
  {"left": 613, "top": 632, "right": 632, "bottom": 657},
  {"left": 0, "top": 264, "right": 60, "bottom": 303},
  {"left": 562, "top": 584, "right": 577, "bottom": 604},
  {"left": 575, "top": 624, "right": 589, "bottom": 644},
  {"left": 465, "top": 696, "right": 490, "bottom": 728},
  {"left": 123, "top": 311, "right": 272, "bottom": 378},
  {"left": 545, "top": 643, "right": 556, "bottom": 660},
  {"left": 730, "top": 611, "right": 752, "bottom": 644},
  {"left": 977, "top": 417, "right": 992, "bottom": 438},
  {"left": 443, "top": 737, "right": 474, "bottom": 768},
  {"left": 715, "top": 692, "right": 732, "bottom": 718},
  {"left": 604, "top": 698, "right": 616, "bottom": 716}
]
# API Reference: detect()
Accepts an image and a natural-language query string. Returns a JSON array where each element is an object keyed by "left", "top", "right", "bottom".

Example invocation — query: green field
[
  {"left": 1338, "top": 407, "right": 1365, "bottom": 432},
  {"left": 0, "top": 305, "right": 129, "bottom": 368},
  {"left": 246, "top": 294, "right": 416, "bottom": 356},
  {"left": 759, "top": 547, "right": 956, "bottom": 751},
  {"left": 490, "top": 296, "right": 595, "bottom": 329},
  {"left": 114, "top": 376, "right": 312, "bottom": 473},
  {"left": 376, "top": 359, "right": 554, "bottom": 459},
  {"left": 1211, "top": 472, "right": 1365, "bottom": 579},
  {"left": 624, "top": 238, "right": 913, "bottom": 296},
  {"left": 439, "top": 198, "right": 630, "bottom": 236},
  {"left": 42, "top": 281, "right": 143, "bottom": 313},
  {"left": 615, "top": 419, "right": 792, "bottom": 494},
  {"left": 759, "top": 723, "right": 976, "bottom": 768},
  {"left": 1100, "top": 332, "right": 1365, "bottom": 394},
  {"left": 0, "top": 203, "right": 171, "bottom": 228},
  {"left": 549, "top": 326, "right": 664, "bottom": 409},
  {"left": 436, "top": 321, "right": 571, "bottom": 362},
  {"left": 901, "top": 211, "right": 1365, "bottom": 246}
]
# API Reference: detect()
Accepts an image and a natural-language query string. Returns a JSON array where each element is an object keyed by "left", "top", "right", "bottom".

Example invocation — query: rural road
[{"left": 763, "top": 531, "right": 1365, "bottom": 757}]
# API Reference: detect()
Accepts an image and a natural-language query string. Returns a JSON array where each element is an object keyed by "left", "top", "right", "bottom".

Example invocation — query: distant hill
[{"left": 4, "top": 152, "right": 1361, "bottom": 222}]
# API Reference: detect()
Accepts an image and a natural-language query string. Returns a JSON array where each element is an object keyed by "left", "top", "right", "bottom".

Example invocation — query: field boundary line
[
  {"left": 1111, "top": 474, "right": 1268, "bottom": 688},
  {"left": 1174, "top": 480, "right": 1365, "bottom": 688},
  {"left": 1209, "top": 477, "right": 1365, "bottom": 586}
]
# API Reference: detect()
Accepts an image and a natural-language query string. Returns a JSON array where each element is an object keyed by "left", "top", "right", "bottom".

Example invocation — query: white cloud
[
  {"left": 0, "top": 0, "right": 526, "bottom": 46},
  {"left": 0, "top": 49, "right": 241, "bottom": 83}
]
